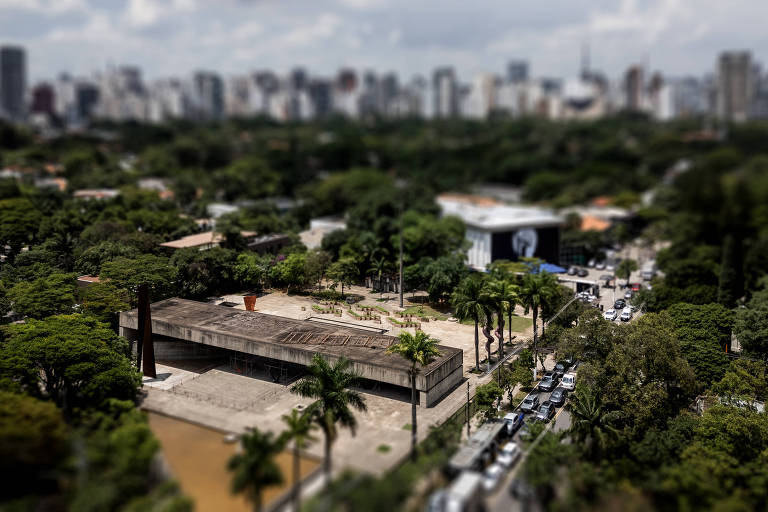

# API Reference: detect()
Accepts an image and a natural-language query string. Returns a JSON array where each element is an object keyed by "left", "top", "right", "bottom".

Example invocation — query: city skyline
[{"left": 3, "top": 0, "right": 768, "bottom": 82}]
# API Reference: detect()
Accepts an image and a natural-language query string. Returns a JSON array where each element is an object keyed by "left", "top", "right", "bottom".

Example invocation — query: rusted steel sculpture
[{"left": 136, "top": 283, "right": 156, "bottom": 378}]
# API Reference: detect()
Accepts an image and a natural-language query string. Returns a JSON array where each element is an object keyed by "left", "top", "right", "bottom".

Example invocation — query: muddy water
[{"left": 148, "top": 412, "right": 320, "bottom": 512}]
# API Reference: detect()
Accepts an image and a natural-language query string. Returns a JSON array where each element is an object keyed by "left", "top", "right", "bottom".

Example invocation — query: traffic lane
[{"left": 488, "top": 400, "right": 571, "bottom": 511}]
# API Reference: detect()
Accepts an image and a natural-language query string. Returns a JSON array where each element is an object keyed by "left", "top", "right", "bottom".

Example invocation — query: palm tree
[
  {"left": 568, "top": 387, "right": 620, "bottom": 460},
  {"left": 368, "top": 256, "right": 390, "bottom": 297},
  {"left": 290, "top": 355, "right": 367, "bottom": 487},
  {"left": 452, "top": 274, "right": 486, "bottom": 371},
  {"left": 228, "top": 428, "right": 284, "bottom": 512},
  {"left": 280, "top": 409, "right": 318, "bottom": 512},
  {"left": 483, "top": 278, "right": 518, "bottom": 360},
  {"left": 386, "top": 330, "right": 441, "bottom": 461},
  {"left": 518, "top": 271, "right": 558, "bottom": 376}
]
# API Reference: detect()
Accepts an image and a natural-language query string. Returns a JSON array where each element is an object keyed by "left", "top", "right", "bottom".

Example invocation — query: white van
[{"left": 561, "top": 372, "right": 576, "bottom": 391}]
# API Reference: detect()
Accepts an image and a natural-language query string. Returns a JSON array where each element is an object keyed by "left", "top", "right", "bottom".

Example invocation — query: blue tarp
[{"left": 532, "top": 263, "right": 567, "bottom": 274}]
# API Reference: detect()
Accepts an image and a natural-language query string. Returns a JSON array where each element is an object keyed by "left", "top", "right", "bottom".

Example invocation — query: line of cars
[
  {"left": 603, "top": 296, "right": 637, "bottom": 322},
  {"left": 478, "top": 362, "right": 578, "bottom": 495}
]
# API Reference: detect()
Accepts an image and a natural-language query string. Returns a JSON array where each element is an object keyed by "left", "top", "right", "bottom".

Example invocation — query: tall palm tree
[
  {"left": 483, "top": 278, "right": 519, "bottom": 360},
  {"left": 280, "top": 409, "right": 318, "bottom": 512},
  {"left": 368, "top": 256, "right": 391, "bottom": 297},
  {"left": 386, "top": 330, "right": 441, "bottom": 461},
  {"left": 518, "top": 271, "right": 558, "bottom": 375},
  {"left": 290, "top": 355, "right": 367, "bottom": 487},
  {"left": 481, "top": 306, "right": 496, "bottom": 372},
  {"left": 568, "top": 387, "right": 620, "bottom": 460},
  {"left": 451, "top": 274, "right": 486, "bottom": 371},
  {"left": 228, "top": 428, "right": 284, "bottom": 512}
]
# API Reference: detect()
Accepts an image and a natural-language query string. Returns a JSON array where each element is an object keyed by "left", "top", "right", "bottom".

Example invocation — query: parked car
[
  {"left": 561, "top": 372, "right": 577, "bottom": 391},
  {"left": 596, "top": 261, "right": 606, "bottom": 270},
  {"left": 631, "top": 282, "right": 641, "bottom": 292},
  {"left": 549, "top": 387, "right": 568, "bottom": 407},
  {"left": 577, "top": 268, "right": 589, "bottom": 277},
  {"left": 535, "top": 401, "right": 556, "bottom": 422},
  {"left": 538, "top": 375, "right": 557, "bottom": 392},
  {"left": 502, "top": 412, "right": 525, "bottom": 436},
  {"left": 587, "top": 258, "right": 596, "bottom": 268},
  {"left": 496, "top": 442, "right": 521, "bottom": 468},
  {"left": 554, "top": 362, "right": 567, "bottom": 378},
  {"left": 520, "top": 394, "right": 540, "bottom": 413},
  {"left": 613, "top": 299, "right": 626, "bottom": 310},
  {"left": 624, "top": 290, "right": 633, "bottom": 300},
  {"left": 482, "top": 464, "right": 505, "bottom": 493},
  {"left": 567, "top": 266, "right": 578, "bottom": 275},
  {"left": 426, "top": 489, "right": 447, "bottom": 512},
  {"left": 446, "top": 471, "right": 484, "bottom": 512},
  {"left": 604, "top": 309, "right": 617, "bottom": 321},
  {"left": 620, "top": 308, "right": 633, "bottom": 322}
]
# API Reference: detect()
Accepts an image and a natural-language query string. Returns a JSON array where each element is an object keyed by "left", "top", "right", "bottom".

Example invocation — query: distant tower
[
  {"left": 580, "top": 40, "right": 590, "bottom": 81},
  {"left": 717, "top": 51, "right": 754, "bottom": 122},
  {"left": 0, "top": 46, "right": 27, "bottom": 122}
]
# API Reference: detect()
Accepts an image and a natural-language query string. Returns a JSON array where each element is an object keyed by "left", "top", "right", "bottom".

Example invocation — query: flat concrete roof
[
  {"left": 160, "top": 231, "right": 257, "bottom": 249},
  {"left": 119, "top": 298, "right": 462, "bottom": 394},
  {"left": 437, "top": 196, "right": 563, "bottom": 232}
]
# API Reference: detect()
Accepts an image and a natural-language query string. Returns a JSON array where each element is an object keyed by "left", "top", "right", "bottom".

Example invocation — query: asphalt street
[{"left": 485, "top": 374, "right": 573, "bottom": 512}]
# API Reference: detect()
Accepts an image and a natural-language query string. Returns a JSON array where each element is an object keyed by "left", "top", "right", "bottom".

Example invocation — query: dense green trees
[
  {"left": 0, "top": 315, "right": 140, "bottom": 413},
  {"left": 8, "top": 272, "right": 77, "bottom": 319},
  {"left": 734, "top": 288, "right": 768, "bottom": 360},
  {"left": 0, "top": 391, "right": 69, "bottom": 499}
]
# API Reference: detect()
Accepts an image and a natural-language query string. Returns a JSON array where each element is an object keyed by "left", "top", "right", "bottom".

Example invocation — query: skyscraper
[
  {"left": 30, "top": 82, "right": 55, "bottom": 117},
  {"left": 0, "top": 45, "right": 26, "bottom": 122},
  {"left": 716, "top": 51, "right": 753, "bottom": 122},
  {"left": 507, "top": 61, "right": 529, "bottom": 84},
  {"left": 432, "top": 67, "right": 458, "bottom": 118},
  {"left": 624, "top": 65, "right": 645, "bottom": 111},
  {"left": 193, "top": 71, "right": 224, "bottom": 120}
]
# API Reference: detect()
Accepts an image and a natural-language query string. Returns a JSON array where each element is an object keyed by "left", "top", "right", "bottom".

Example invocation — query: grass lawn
[
  {"left": 403, "top": 305, "right": 449, "bottom": 320},
  {"left": 460, "top": 314, "right": 532, "bottom": 333}
]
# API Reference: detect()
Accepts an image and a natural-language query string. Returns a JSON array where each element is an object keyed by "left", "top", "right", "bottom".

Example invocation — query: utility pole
[
  {"left": 466, "top": 382, "right": 471, "bottom": 438},
  {"left": 399, "top": 211, "right": 404, "bottom": 309}
]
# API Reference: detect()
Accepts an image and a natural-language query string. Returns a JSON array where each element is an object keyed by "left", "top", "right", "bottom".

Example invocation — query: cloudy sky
[{"left": 3, "top": 0, "right": 768, "bottom": 83}]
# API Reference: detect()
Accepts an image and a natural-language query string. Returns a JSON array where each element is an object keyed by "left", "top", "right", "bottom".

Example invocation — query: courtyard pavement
[{"left": 140, "top": 287, "right": 536, "bottom": 477}]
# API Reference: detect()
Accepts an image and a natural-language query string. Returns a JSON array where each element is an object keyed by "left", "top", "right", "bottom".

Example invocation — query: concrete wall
[{"left": 421, "top": 364, "right": 464, "bottom": 408}]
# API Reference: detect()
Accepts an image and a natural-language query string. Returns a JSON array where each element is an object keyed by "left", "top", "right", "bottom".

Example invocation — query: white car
[
  {"left": 482, "top": 463, "right": 505, "bottom": 492},
  {"left": 620, "top": 308, "right": 633, "bottom": 322},
  {"left": 561, "top": 372, "right": 576, "bottom": 391},
  {"left": 496, "top": 442, "right": 521, "bottom": 468},
  {"left": 604, "top": 309, "right": 617, "bottom": 321}
]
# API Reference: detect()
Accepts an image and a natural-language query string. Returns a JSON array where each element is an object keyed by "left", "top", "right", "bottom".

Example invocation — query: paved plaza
[{"left": 139, "top": 288, "right": 536, "bottom": 476}]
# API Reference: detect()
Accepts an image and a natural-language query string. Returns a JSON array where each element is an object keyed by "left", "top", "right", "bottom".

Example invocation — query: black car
[
  {"left": 535, "top": 401, "right": 556, "bottom": 422},
  {"left": 577, "top": 268, "right": 589, "bottom": 277},
  {"left": 554, "top": 362, "right": 567, "bottom": 379},
  {"left": 537, "top": 376, "right": 557, "bottom": 392},
  {"left": 520, "top": 394, "right": 540, "bottom": 413},
  {"left": 549, "top": 387, "right": 568, "bottom": 407},
  {"left": 614, "top": 299, "right": 626, "bottom": 310}
]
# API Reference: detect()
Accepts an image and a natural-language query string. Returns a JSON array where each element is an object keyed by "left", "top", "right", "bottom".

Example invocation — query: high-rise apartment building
[
  {"left": 716, "top": 51, "right": 754, "bottom": 122},
  {"left": 507, "top": 61, "right": 529, "bottom": 84},
  {"left": 0, "top": 45, "right": 26, "bottom": 122},
  {"left": 432, "top": 67, "right": 458, "bottom": 118},
  {"left": 624, "top": 65, "right": 645, "bottom": 111},
  {"left": 30, "top": 82, "right": 55, "bottom": 116},
  {"left": 193, "top": 71, "right": 224, "bottom": 120}
]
